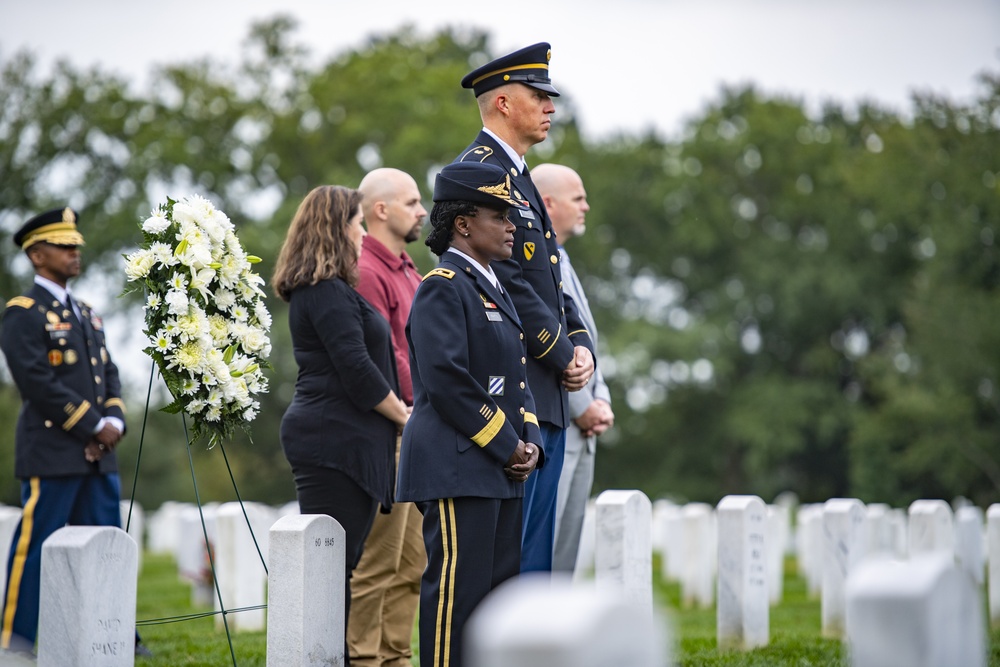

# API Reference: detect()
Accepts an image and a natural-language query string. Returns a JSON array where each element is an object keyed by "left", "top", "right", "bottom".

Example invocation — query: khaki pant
[{"left": 348, "top": 441, "right": 425, "bottom": 666}]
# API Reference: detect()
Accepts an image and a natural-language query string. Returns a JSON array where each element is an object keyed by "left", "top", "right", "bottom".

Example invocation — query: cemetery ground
[{"left": 133, "top": 552, "right": 1000, "bottom": 666}]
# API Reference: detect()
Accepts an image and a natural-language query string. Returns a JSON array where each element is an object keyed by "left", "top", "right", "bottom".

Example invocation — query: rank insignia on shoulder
[
  {"left": 523, "top": 242, "right": 535, "bottom": 261},
  {"left": 5, "top": 296, "right": 34, "bottom": 309},
  {"left": 423, "top": 268, "right": 456, "bottom": 281},
  {"left": 460, "top": 146, "right": 494, "bottom": 162}
]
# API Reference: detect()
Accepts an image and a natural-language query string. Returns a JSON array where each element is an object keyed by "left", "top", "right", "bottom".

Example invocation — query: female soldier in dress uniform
[
  {"left": 271, "top": 185, "right": 410, "bottom": 664},
  {"left": 397, "top": 162, "right": 541, "bottom": 667}
]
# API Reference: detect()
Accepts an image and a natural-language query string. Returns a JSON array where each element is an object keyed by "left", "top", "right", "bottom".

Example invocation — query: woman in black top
[{"left": 272, "top": 185, "right": 409, "bottom": 660}]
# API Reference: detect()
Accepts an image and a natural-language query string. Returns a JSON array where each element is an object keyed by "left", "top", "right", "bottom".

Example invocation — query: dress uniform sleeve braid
[{"left": 409, "top": 275, "right": 520, "bottom": 465}]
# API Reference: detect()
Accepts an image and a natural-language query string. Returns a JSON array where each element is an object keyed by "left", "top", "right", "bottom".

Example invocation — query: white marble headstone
[
  {"left": 822, "top": 498, "right": 866, "bottom": 637},
  {"left": 37, "top": 526, "right": 137, "bottom": 667},
  {"left": 145, "top": 500, "right": 191, "bottom": 556},
  {"left": 908, "top": 499, "right": 954, "bottom": 558},
  {"left": 766, "top": 504, "right": 788, "bottom": 605},
  {"left": 594, "top": 490, "right": 652, "bottom": 613},
  {"left": 214, "top": 501, "right": 270, "bottom": 631},
  {"left": 0, "top": 505, "right": 22, "bottom": 600},
  {"left": 176, "top": 503, "right": 218, "bottom": 607},
  {"left": 267, "top": 514, "right": 346, "bottom": 667},
  {"left": 954, "top": 505, "right": 985, "bottom": 586},
  {"left": 574, "top": 499, "right": 597, "bottom": 582},
  {"left": 796, "top": 504, "right": 823, "bottom": 598},
  {"left": 846, "top": 555, "right": 985, "bottom": 667},
  {"left": 987, "top": 504, "right": 1000, "bottom": 625},
  {"left": 716, "top": 495, "right": 768, "bottom": 650},
  {"left": 464, "top": 573, "right": 669, "bottom": 667},
  {"left": 680, "top": 502, "right": 716, "bottom": 609}
]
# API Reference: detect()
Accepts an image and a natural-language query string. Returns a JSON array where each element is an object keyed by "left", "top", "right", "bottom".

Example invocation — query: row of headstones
[
  {"left": 26, "top": 490, "right": 664, "bottom": 666},
  {"left": 655, "top": 495, "right": 991, "bottom": 666}
]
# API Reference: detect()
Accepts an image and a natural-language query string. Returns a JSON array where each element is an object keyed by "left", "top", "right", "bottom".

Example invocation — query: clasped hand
[
  {"left": 562, "top": 346, "right": 595, "bottom": 392},
  {"left": 504, "top": 440, "right": 539, "bottom": 483},
  {"left": 84, "top": 423, "right": 122, "bottom": 463}
]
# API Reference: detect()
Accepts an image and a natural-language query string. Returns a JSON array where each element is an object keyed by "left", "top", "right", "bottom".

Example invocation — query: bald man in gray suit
[{"left": 534, "top": 164, "right": 615, "bottom": 572}]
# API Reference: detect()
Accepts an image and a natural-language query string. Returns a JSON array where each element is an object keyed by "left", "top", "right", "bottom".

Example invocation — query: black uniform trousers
[
  {"left": 417, "top": 496, "right": 522, "bottom": 667},
  {"left": 2, "top": 473, "right": 121, "bottom": 650}
]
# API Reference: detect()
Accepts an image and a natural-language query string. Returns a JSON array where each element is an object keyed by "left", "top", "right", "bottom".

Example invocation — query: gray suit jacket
[{"left": 559, "top": 246, "right": 611, "bottom": 453}]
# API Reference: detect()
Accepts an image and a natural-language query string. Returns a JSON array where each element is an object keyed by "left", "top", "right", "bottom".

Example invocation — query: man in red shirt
[{"left": 349, "top": 167, "right": 427, "bottom": 667}]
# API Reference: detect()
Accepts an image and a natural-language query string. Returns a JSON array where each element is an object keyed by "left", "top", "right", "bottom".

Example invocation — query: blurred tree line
[{"left": 1, "top": 17, "right": 998, "bottom": 511}]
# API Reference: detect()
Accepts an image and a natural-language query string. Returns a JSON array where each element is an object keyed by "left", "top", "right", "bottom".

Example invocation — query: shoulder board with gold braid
[
  {"left": 423, "top": 268, "right": 456, "bottom": 281},
  {"left": 459, "top": 145, "right": 494, "bottom": 163},
  {"left": 5, "top": 296, "right": 35, "bottom": 309}
]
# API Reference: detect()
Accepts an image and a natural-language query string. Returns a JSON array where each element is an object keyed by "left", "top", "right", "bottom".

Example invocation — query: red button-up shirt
[{"left": 356, "top": 235, "right": 422, "bottom": 405}]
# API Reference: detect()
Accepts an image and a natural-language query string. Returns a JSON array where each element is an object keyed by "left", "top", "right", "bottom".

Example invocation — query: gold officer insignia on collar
[
  {"left": 524, "top": 242, "right": 535, "bottom": 261},
  {"left": 423, "top": 268, "right": 456, "bottom": 281}
]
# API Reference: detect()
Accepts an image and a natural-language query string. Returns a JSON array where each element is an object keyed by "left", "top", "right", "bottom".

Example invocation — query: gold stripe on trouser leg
[
  {"left": 1, "top": 477, "right": 40, "bottom": 648},
  {"left": 433, "top": 498, "right": 458, "bottom": 667}
]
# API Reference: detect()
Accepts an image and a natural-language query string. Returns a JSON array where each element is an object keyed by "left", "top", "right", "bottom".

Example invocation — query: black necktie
[{"left": 64, "top": 293, "right": 82, "bottom": 327}]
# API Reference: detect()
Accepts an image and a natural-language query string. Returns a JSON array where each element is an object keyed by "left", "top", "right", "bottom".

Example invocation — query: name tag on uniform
[
  {"left": 486, "top": 311, "right": 503, "bottom": 322},
  {"left": 518, "top": 208, "right": 535, "bottom": 220}
]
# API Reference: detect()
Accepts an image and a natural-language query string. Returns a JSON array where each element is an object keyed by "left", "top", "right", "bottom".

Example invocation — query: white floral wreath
[{"left": 123, "top": 195, "right": 272, "bottom": 445}]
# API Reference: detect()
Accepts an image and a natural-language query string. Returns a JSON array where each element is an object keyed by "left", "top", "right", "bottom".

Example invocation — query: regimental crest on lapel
[{"left": 524, "top": 242, "right": 535, "bottom": 261}]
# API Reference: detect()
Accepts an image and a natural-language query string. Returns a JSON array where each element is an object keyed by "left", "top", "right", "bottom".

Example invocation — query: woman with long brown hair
[{"left": 273, "top": 185, "right": 408, "bottom": 662}]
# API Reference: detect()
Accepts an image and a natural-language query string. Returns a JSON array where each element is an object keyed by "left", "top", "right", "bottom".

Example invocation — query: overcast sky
[{"left": 2, "top": 0, "right": 998, "bottom": 140}]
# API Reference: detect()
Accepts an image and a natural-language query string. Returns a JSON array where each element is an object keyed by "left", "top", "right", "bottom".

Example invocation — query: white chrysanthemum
[
  {"left": 125, "top": 250, "right": 155, "bottom": 281},
  {"left": 253, "top": 301, "right": 272, "bottom": 329},
  {"left": 214, "top": 289, "right": 237, "bottom": 311},
  {"left": 150, "top": 241, "right": 177, "bottom": 267},
  {"left": 217, "top": 254, "right": 245, "bottom": 289},
  {"left": 150, "top": 329, "right": 172, "bottom": 353},
  {"left": 204, "top": 405, "right": 222, "bottom": 422},
  {"left": 206, "top": 388, "right": 225, "bottom": 407},
  {"left": 169, "top": 272, "right": 189, "bottom": 291},
  {"left": 243, "top": 407, "right": 258, "bottom": 421},
  {"left": 142, "top": 212, "right": 171, "bottom": 235},
  {"left": 165, "top": 289, "right": 189, "bottom": 316},
  {"left": 230, "top": 303, "right": 249, "bottom": 322},
  {"left": 186, "top": 399, "right": 207, "bottom": 415},
  {"left": 181, "top": 376, "right": 201, "bottom": 395},
  {"left": 168, "top": 341, "right": 206, "bottom": 372},
  {"left": 208, "top": 314, "right": 230, "bottom": 345},
  {"left": 176, "top": 309, "right": 210, "bottom": 342},
  {"left": 145, "top": 293, "right": 161, "bottom": 311}
]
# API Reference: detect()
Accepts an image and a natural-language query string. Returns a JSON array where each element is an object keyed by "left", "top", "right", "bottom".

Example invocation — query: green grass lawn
[{"left": 136, "top": 552, "right": 1000, "bottom": 666}]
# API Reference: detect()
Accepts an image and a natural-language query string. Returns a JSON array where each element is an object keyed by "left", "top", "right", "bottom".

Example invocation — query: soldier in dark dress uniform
[
  {"left": 454, "top": 43, "right": 596, "bottom": 572},
  {"left": 0, "top": 208, "right": 132, "bottom": 656},
  {"left": 397, "top": 162, "right": 542, "bottom": 667}
]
